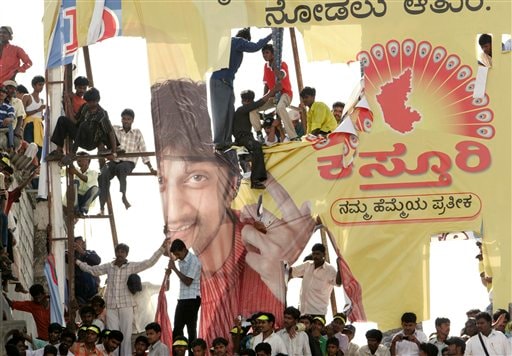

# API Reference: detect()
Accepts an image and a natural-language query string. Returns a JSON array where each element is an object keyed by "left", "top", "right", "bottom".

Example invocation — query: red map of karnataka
[{"left": 376, "top": 68, "right": 422, "bottom": 133}]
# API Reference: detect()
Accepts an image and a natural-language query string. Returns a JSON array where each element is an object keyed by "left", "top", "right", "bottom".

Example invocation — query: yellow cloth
[
  {"left": 23, "top": 116, "right": 44, "bottom": 147},
  {"left": 306, "top": 102, "right": 338, "bottom": 134}
]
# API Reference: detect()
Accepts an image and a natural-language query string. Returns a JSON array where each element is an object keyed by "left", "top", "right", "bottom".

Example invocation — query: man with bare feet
[{"left": 98, "top": 108, "right": 155, "bottom": 213}]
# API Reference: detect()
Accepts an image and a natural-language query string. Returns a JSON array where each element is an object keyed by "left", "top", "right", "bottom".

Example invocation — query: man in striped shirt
[
  {"left": 98, "top": 108, "right": 156, "bottom": 213},
  {"left": 76, "top": 239, "right": 169, "bottom": 355}
]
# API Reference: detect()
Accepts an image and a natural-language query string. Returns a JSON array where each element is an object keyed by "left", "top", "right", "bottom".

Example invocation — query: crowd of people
[
  {"left": 4, "top": 233, "right": 496, "bottom": 356},
  {"left": 5, "top": 269, "right": 512, "bottom": 356}
]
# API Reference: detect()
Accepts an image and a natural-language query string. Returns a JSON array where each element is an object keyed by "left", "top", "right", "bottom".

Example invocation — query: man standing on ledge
[
  {"left": 169, "top": 238, "right": 202, "bottom": 342},
  {"left": 289, "top": 243, "right": 341, "bottom": 318},
  {"left": 210, "top": 28, "right": 272, "bottom": 150}
]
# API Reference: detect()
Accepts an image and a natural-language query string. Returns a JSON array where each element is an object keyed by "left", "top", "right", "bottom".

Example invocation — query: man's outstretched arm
[
  {"left": 75, "top": 260, "right": 110, "bottom": 277},
  {"left": 130, "top": 238, "right": 170, "bottom": 274}
]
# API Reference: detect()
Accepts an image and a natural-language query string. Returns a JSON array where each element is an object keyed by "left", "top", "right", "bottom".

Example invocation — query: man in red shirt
[
  {"left": 249, "top": 44, "right": 298, "bottom": 143},
  {"left": 5, "top": 283, "right": 51, "bottom": 341},
  {"left": 0, "top": 26, "right": 32, "bottom": 83},
  {"left": 65, "top": 76, "right": 89, "bottom": 118}
]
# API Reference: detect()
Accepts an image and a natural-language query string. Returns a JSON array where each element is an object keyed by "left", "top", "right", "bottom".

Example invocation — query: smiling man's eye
[{"left": 191, "top": 174, "right": 207, "bottom": 182}]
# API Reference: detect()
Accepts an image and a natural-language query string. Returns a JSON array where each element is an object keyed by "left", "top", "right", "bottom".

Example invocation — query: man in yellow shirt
[{"left": 299, "top": 87, "right": 337, "bottom": 136}]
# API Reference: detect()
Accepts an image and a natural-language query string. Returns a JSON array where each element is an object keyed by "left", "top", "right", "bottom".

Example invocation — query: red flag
[
  {"left": 155, "top": 275, "right": 173, "bottom": 349},
  {"left": 324, "top": 226, "right": 367, "bottom": 322},
  {"left": 336, "top": 254, "right": 367, "bottom": 322}
]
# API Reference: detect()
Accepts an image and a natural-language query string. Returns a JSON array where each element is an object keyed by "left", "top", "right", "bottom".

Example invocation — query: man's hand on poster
[{"left": 240, "top": 175, "right": 315, "bottom": 298}]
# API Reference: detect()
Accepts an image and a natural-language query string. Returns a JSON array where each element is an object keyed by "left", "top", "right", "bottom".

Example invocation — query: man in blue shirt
[
  {"left": 169, "top": 238, "right": 202, "bottom": 342},
  {"left": 0, "top": 86, "right": 15, "bottom": 149},
  {"left": 210, "top": 28, "right": 272, "bottom": 150}
]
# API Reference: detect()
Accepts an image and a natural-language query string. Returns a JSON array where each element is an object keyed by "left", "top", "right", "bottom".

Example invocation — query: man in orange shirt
[
  {"left": 65, "top": 76, "right": 89, "bottom": 118},
  {"left": 0, "top": 26, "right": 32, "bottom": 83},
  {"left": 249, "top": 44, "right": 299, "bottom": 142},
  {"left": 70, "top": 325, "right": 103, "bottom": 356},
  {"left": 5, "top": 284, "right": 51, "bottom": 341}
]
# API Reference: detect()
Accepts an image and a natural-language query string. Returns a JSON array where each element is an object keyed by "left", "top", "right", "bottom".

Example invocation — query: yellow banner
[{"left": 44, "top": 0, "right": 512, "bottom": 331}]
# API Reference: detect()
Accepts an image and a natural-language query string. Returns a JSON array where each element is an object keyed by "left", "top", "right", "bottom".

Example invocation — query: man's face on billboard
[{"left": 160, "top": 156, "right": 232, "bottom": 255}]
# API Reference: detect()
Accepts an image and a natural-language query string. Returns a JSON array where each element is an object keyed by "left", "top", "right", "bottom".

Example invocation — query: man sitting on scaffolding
[
  {"left": 249, "top": 44, "right": 299, "bottom": 143},
  {"left": 98, "top": 108, "right": 156, "bottom": 213},
  {"left": 46, "top": 87, "right": 119, "bottom": 165}
]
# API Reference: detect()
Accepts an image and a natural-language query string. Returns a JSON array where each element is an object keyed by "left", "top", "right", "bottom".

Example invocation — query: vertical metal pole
[
  {"left": 289, "top": 27, "right": 306, "bottom": 131},
  {"left": 82, "top": 46, "right": 118, "bottom": 249},
  {"left": 320, "top": 226, "right": 338, "bottom": 315},
  {"left": 83, "top": 46, "right": 94, "bottom": 87},
  {"left": 289, "top": 27, "right": 304, "bottom": 92},
  {"left": 106, "top": 195, "right": 119, "bottom": 248},
  {"left": 63, "top": 64, "right": 76, "bottom": 316}
]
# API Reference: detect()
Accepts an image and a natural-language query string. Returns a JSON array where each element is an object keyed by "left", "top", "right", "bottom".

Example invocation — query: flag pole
[
  {"left": 289, "top": 27, "right": 307, "bottom": 133},
  {"left": 289, "top": 28, "right": 304, "bottom": 92},
  {"left": 318, "top": 220, "right": 338, "bottom": 316}
]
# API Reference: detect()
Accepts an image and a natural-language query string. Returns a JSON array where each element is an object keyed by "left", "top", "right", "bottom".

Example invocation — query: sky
[{"left": 3, "top": 0, "right": 492, "bottom": 346}]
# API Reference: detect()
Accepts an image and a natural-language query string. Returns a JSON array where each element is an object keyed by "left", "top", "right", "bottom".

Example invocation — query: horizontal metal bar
[{"left": 127, "top": 172, "right": 157, "bottom": 176}]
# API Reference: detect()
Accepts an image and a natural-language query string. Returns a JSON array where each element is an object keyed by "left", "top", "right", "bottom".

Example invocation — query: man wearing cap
[
  {"left": 331, "top": 313, "right": 350, "bottom": 355},
  {"left": 243, "top": 312, "right": 263, "bottom": 351},
  {"left": 251, "top": 313, "right": 288, "bottom": 356},
  {"left": 0, "top": 86, "right": 15, "bottom": 149},
  {"left": 76, "top": 239, "right": 169, "bottom": 355},
  {"left": 289, "top": 243, "right": 341, "bottom": 317},
  {"left": 0, "top": 26, "right": 32, "bottom": 83},
  {"left": 146, "top": 322, "right": 170, "bottom": 356},
  {"left": 172, "top": 336, "right": 188, "bottom": 356},
  {"left": 169, "top": 238, "right": 201, "bottom": 342},
  {"left": 4, "top": 80, "right": 25, "bottom": 141},
  {"left": 308, "top": 316, "right": 327, "bottom": 356},
  {"left": 210, "top": 28, "right": 272, "bottom": 150},
  {"left": 70, "top": 325, "right": 102, "bottom": 355},
  {"left": 277, "top": 306, "right": 311, "bottom": 356}
]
